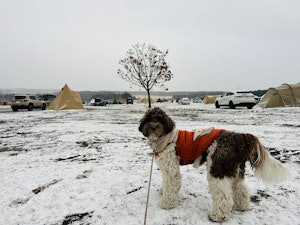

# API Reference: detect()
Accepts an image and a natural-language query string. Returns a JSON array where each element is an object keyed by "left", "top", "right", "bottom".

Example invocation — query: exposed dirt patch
[
  {"left": 60, "top": 211, "right": 94, "bottom": 225},
  {"left": 251, "top": 190, "right": 272, "bottom": 204},
  {"left": 10, "top": 179, "right": 62, "bottom": 207}
]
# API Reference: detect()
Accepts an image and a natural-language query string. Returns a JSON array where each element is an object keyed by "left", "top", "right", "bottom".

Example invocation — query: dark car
[
  {"left": 126, "top": 98, "right": 133, "bottom": 104},
  {"left": 94, "top": 98, "right": 106, "bottom": 106}
]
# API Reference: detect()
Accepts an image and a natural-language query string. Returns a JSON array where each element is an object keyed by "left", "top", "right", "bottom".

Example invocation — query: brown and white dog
[{"left": 139, "top": 107, "right": 290, "bottom": 222}]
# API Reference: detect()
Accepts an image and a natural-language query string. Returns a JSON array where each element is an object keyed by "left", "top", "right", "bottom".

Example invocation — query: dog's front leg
[
  {"left": 159, "top": 167, "right": 181, "bottom": 209},
  {"left": 156, "top": 148, "right": 182, "bottom": 209}
]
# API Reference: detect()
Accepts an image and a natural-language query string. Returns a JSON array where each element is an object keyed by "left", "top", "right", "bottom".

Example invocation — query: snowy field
[{"left": 0, "top": 103, "right": 299, "bottom": 225}]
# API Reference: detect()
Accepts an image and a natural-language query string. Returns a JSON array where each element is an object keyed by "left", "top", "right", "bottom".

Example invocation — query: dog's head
[{"left": 139, "top": 107, "right": 175, "bottom": 141}]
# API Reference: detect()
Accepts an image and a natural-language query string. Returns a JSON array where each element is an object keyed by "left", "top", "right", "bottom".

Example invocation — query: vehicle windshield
[{"left": 30, "top": 96, "right": 38, "bottom": 100}]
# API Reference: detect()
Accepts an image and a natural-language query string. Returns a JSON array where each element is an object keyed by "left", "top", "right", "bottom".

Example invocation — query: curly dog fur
[{"left": 139, "top": 107, "right": 290, "bottom": 222}]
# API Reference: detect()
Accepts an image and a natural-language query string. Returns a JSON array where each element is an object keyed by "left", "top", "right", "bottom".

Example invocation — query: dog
[{"left": 139, "top": 107, "right": 290, "bottom": 222}]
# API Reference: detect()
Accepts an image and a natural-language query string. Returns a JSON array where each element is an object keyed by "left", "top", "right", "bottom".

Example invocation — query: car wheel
[
  {"left": 12, "top": 106, "right": 18, "bottom": 112},
  {"left": 28, "top": 104, "right": 33, "bottom": 111},
  {"left": 229, "top": 101, "right": 235, "bottom": 109},
  {"left": 42, "top": 104, "right": 46, "bottom": 110},
  {"left": 215, "top": 101, "right": 220, "bottom": 108},
  {"left": 247, "top": 104, "right": 254, "bottom": 109}
]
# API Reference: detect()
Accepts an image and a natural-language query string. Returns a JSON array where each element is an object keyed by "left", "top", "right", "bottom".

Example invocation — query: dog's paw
[
  {"left": 208, "top": 211, "right": 231, "bottom": 222},
  {"left": 158, "top": 198, "right": 178, "bottom": 209}
]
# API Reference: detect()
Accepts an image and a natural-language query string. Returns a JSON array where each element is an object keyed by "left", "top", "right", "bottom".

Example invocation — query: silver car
[{"left": 178, "top": 97, "right": 190, "bottom": 105}]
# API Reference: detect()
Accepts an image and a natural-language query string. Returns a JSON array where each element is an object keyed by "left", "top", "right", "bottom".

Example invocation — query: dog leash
[{"left": 144, "top": 153, "right": 154, "bottom": 225}]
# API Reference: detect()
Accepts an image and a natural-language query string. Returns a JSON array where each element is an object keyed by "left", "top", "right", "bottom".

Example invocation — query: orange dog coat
[{"left": 175, "top": 129, "right": 225, "bottom": 165}]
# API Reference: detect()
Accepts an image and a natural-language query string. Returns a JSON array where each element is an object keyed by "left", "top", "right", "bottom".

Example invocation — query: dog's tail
[{"left": 250, "top": 139, "right": 290, "bottom": 184}]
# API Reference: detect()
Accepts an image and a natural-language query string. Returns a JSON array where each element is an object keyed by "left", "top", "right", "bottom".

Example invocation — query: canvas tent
[
  {"left": 203, "top": 95, "right": 219, "bottom": 104},
  {"left": 256, "top": 83, "right": 300, "bottom": 108},
  {"left": 137, "top": 97, "right": 154, "bottom": 104},
  {"left": 47, "top": 84, "right": 84, "bottom": 110}
]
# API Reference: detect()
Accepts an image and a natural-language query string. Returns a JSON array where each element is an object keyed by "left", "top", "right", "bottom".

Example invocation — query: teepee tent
[
  {"left": 47, "top": 84, "right": 84, "bottom": 110},
  {"left": 256, "top": 83, "right": 300, "bottom": 108}
]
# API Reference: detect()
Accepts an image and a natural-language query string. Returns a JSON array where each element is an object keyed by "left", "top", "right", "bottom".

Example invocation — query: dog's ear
[{"left": 138, "top": 108, "right": 153, "bottom": 132}]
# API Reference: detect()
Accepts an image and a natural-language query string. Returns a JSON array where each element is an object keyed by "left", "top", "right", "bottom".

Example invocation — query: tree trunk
[{"left": 147, "top": 89, "right": 151, "bottom": 108}]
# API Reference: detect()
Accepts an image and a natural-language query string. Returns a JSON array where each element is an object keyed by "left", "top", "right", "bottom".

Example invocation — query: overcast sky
[{"left": 0, "top": 0, "right": 299, "bottom": 92}]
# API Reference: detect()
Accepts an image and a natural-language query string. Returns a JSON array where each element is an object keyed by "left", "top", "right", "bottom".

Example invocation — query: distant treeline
[
  {"left": 172, "top": 91, "right": 223, "bottom": 100},
  {"left": 250, "top": 90, "right": 268, "bottom": 97},
  {"left": 0, "top": 89, "right": 267, "bottom": 103},
  {"left": 166, "top": 90, "right": 267, "bottom": 100},
  {"left": 0, "top": 94, "right": 14, "bottom": 102},
  {"left": 0, "top": 91, "right": 135, "bottom": 103},
  {"left": 79, "top": 91, "right": 134, "bottom": 101}
]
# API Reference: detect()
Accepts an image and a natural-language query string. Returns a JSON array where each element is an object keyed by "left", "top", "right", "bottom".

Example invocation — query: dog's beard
[{"left": 148, "top": 133, "right": 160, "bottom": 141}]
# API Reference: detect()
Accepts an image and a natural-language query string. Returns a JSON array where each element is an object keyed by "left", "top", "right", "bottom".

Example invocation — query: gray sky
[{"left": 1, "top": 0, "right": 299, "bottom": 92}]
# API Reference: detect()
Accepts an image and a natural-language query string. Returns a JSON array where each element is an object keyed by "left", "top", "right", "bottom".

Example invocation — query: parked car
[
  {"left": 94, "top": 98, "right": 106, "bottom": 106},
  {"left": 192, "top": 98, "right": 202, "bottom": 103},
  {"left": 215, "top": 91, "right": 257, "bottom": 109},
  {"left": 126, "top": 98, "right": 133, "bottom": 104},
  {"left": 11, "top": 95, "right": 46, "bottom": 111},
  {"left": 41, "top": 94, "right": 56, "bottom": 106},
  {"left": 178, "top": 97, "right": 190, "bottom": 105}
]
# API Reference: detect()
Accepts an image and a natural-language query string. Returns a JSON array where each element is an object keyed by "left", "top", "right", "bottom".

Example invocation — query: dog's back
[{"left": 208, "top": 131, "right": 290, "bottom": 182}]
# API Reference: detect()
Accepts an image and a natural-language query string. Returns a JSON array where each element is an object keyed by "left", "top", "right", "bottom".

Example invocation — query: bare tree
[{"left": 118, "top": 43, "right": 173, "bottom": 108}]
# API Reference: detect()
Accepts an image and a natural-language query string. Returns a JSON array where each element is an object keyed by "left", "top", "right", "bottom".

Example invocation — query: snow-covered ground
[{"left": 0, "top": 103, "right": 299, "bottom": 225}]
